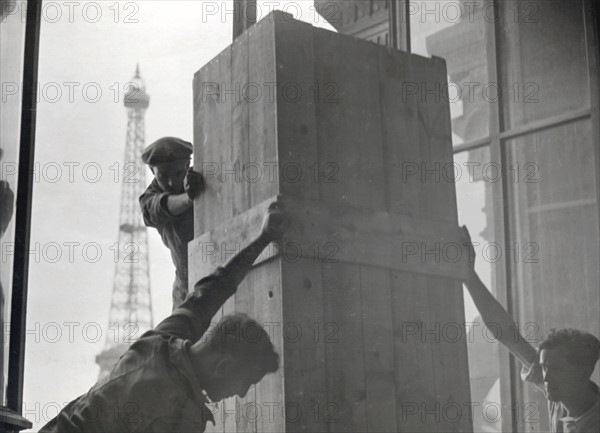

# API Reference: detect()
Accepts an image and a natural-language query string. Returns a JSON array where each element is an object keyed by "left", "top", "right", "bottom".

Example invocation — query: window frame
[
  {"left": 399, "top": 0, "right": 600, "bottom": 431},
  {"left": 1, "top": 0, "right": 41, "bottom": 430}
]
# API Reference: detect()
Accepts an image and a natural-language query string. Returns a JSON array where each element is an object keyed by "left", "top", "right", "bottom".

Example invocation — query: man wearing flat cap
[{"left": 140, "top": 137, "right": 204, "bottom": 310}]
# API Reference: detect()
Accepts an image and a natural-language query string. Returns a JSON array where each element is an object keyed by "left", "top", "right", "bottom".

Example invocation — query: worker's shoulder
[{"left": 101, "top": 334, "right": 172, "bottom": 384}]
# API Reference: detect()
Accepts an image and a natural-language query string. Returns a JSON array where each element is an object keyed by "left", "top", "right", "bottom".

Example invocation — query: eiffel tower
[{"left": 96, "top": 66, "right": 153, "bottom": 379}]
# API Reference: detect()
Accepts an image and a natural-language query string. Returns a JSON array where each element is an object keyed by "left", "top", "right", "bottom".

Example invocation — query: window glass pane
[
  {"left": 410, "top": 1, "right": 490, "bottom": 144},
  {"left": 23, "top": 2, "right": 237, "bottom": 431},
  {"left": 507, "top": 119, "right": 599, "bottom": 432},
  {"left": 455, "top": 147, "right": 503, "bottom": 433},
  {"left": 497, "top": 0, "right": 589, "bottom": 129},
  {"left": 0, "top": 0, "right": 28, "bottom": 407}
]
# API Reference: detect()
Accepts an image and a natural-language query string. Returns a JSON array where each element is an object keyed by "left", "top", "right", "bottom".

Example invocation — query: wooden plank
[
  {"left": 392, "top": 271, "right": 437, "bottom": 433},
  {"left": 274, "top": 18, "right": 320, "bottom": 201},
  {"left": 428, "top": 275, "right": 472, "bottom": 432},
  {"left": 222, "top": 295, "right": 238, "bottom": 433},
  {"left": 231, "top": 28, "right": 251, "bottom": 217},
  {"left": 189, "top": 196, "right": 469, "bottom": 283},
  {"left": 193, "top": 46, "right": 234, "bottom": 236},
  {"left": 216, "top": 49, "right": 235, "bottom": 227},
  {"left": 205, "top": 304, "right": 226, "bottom": 433},
  {"left": 233, "top": 0, "right": 257, "bottom": 40},
  {"left": 426, "top": 56, "right": 458, "bottom": 223},
  {"left": 322, "top": 262, "right": 367, "bottom": 433},
  {"left": 217, "top": 396, "right": 237, "bottom": 433},
  {"left": 253, "top": 259, "right": 285, "bottom": 433},
  {"left": 206, "top": 270, "right": 250, "bottom": 433},
  {"left": 411, "top": 54, "right": 435, "bottom": 220},
  {"left": 187, "top": 196, "right": 277, "bottom": 290},
  {"left": 248, "top": 12, "right": 279, "bottom": 207},
  {"left": 234, "top": 272, "right": 257, "bottom": 433},
  {"left": 190, "top": 196, "right": 469, "bottom": 284},
  {"left": 193, "top": 67, "right": 208, "bottom": 237},
  {"left": 313, "top": 27, "right": 386, "bottom": 210},
  {"left": 281, "top": 259, "right": 327, "bottom": 433},
  {"left": 377, "top": 47, "right": 422, "bottom": 215},
  {"left": 360, "top": 266, "right": 397, "bottom": 432}
]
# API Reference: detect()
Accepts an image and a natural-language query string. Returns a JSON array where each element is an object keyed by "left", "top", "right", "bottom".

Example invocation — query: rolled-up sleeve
[
  {"left": 139, "top": 180, "right": 177, "bottom": 227},
  {"left": 153, "top": 267, "right": 236, "bottom": 343}
]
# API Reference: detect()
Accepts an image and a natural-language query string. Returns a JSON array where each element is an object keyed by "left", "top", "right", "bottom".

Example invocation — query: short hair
[
  {"left": 538, "top": 328, "right": 600, "bottom": 371},
  {"left": 207, "top": 313, "right": 279, "bottom": 374}
]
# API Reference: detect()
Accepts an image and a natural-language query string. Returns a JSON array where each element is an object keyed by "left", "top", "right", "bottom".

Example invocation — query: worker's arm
[
  {"left": 165, "top": 168, "right": 205, "bottom": 216},
  {"left": 461, "top": 226, "right": 538, "bottom": 367},
  {"left": 165, "top": 194, "right": 193, "bottom": 216},
  {"left": 153, "top": 199, "right": 290, "bottom": 342},
  {"left": 139, "top": 169, "right": 203, "bottom": 225},
  {"left": 220, "top": 200, "right": 289, "bottom": 289},
  {"left": 139, "top": 180, "right": 177, "bottom": 227}
]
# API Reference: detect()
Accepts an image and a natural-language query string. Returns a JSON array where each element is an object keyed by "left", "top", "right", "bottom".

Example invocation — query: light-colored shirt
[{"left": 521, "top": 362, "right": 600, "bottom": 432}]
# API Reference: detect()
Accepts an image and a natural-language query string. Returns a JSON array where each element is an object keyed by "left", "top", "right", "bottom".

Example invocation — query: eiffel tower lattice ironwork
[{"left": 96, "top": 66, "right": 153, "bottom": 380}]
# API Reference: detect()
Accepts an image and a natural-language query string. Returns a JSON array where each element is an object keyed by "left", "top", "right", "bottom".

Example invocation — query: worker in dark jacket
[
  {"left": 139, "top": 137, "right": 205, "bottom": 310},
  {"left": 40, "top": 200, "right": 289, "bottom": 433}
]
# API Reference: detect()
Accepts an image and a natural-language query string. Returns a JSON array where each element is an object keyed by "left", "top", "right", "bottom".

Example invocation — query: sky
[{"left": 20, "top": 1, "right": 334, "bottom": 431}]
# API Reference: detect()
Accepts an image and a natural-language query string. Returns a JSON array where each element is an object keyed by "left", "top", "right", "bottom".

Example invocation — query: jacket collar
[{"left": 169, "top": 338, "right": 216, "bottom": 425}]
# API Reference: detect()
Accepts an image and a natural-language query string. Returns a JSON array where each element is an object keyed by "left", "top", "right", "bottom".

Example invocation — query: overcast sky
[{"left": 22, "top": 1, "right": 334, "bottom": 431}]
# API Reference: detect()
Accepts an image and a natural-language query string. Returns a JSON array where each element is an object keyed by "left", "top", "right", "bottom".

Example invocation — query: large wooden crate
[{"left": 190, "top": 11, "right": 471, "bottom": 433}]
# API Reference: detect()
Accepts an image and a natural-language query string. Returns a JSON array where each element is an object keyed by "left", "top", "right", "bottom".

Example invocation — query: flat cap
[{"left": 141, "top": 137, "right": 193, "bottom": 165}]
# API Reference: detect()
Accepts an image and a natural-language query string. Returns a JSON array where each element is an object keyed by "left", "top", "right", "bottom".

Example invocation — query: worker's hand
[
  {"left": 460, "top": 225, "right": 477, "bottom": 283},
  {"left": 261, "top": 199, "right": 290, "bottom": 241},
  {"left": 184, "top": 168, "right": 205, "bottom": 201}
]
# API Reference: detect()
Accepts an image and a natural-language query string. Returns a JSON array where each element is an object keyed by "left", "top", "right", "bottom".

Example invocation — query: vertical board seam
[
  {"left": 314, "top": 29, "right": 323, "bottom": 203},
  {"left": 359, "top": 265, "right": 369, "bottom": 431},
  {"left": 387, "top": 268, "right": 399, "bottom": 431},
  {"left": 377, "top": 48, "right": 391, "bottom": 213},
  {"left": 272, "top": 18, "right": 280, "bottom": 195},
  {"left": 245, "top": 34, "right": 252, "bottom": 212}
]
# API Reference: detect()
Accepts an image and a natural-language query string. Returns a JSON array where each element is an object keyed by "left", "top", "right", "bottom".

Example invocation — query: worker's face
[
  {"left": 207, "top": 357, "right": 266, "bottom": 401},
  {"left": 540, "top": 346, "right": 588, "bottom": 402},
  {"left": 151, "top": 160, "right": 189, "bottom": 194}
]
